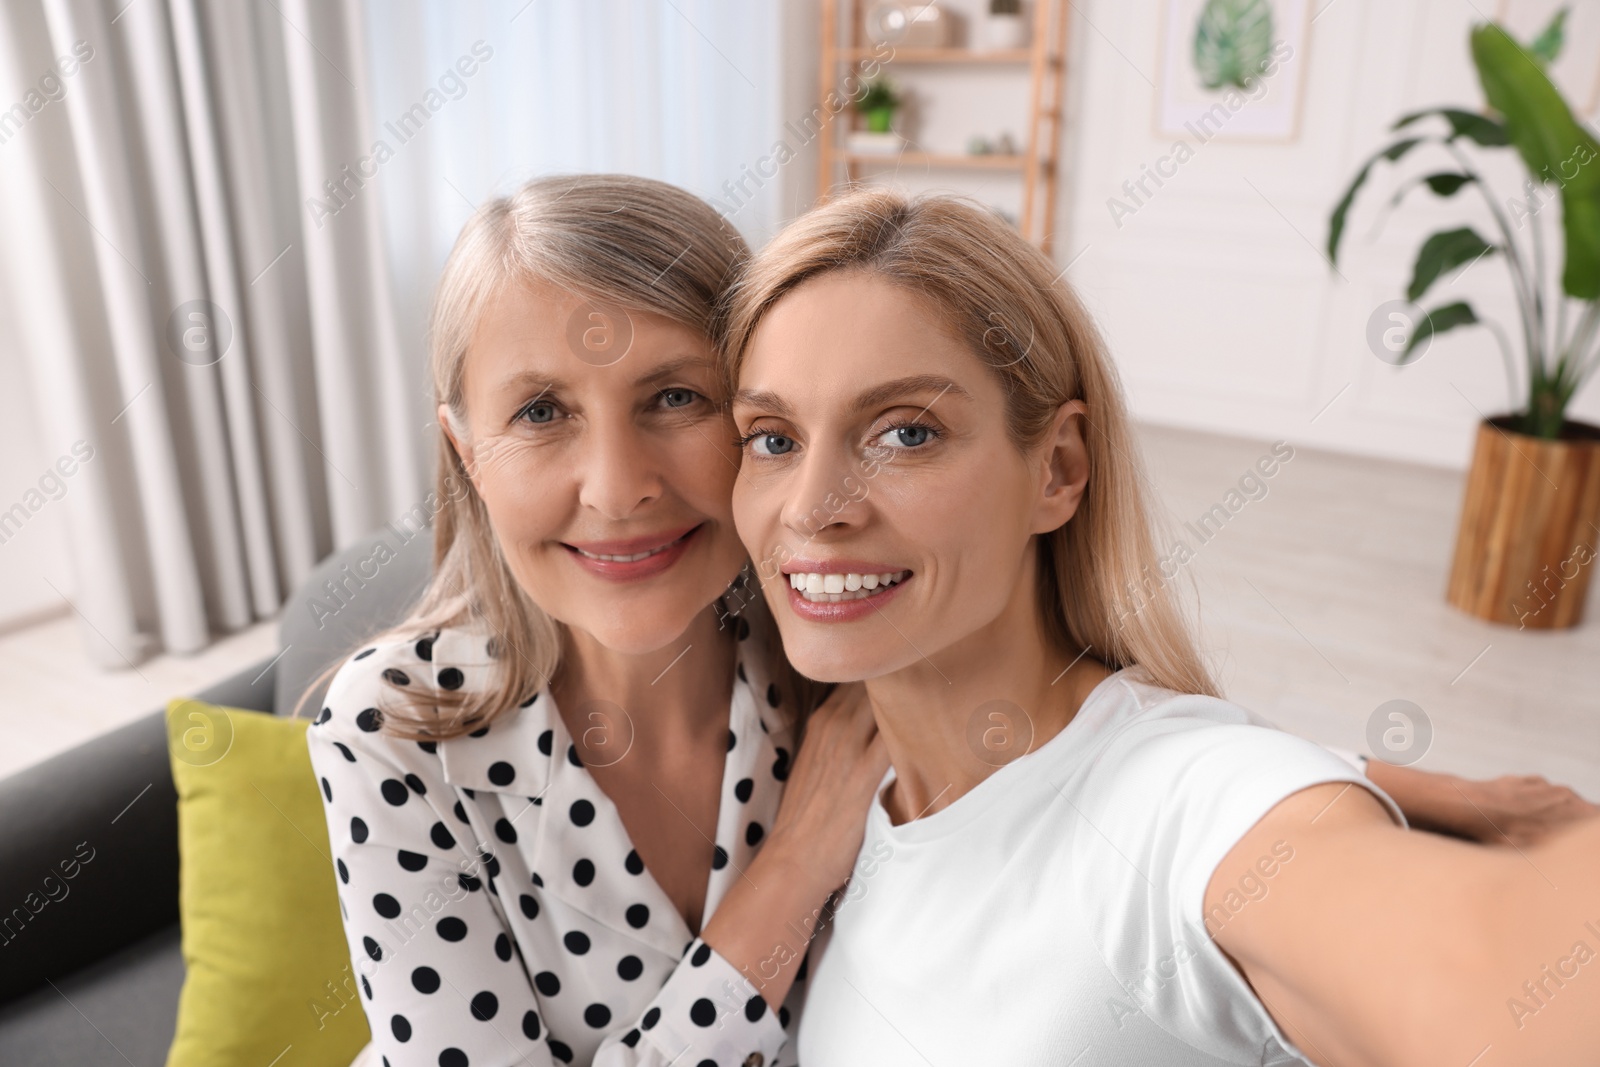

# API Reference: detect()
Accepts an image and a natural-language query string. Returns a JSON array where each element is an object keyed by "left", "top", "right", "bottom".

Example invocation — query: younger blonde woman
[{"left": 720, "top": 188, "right": 1600, "bottom": 1066}]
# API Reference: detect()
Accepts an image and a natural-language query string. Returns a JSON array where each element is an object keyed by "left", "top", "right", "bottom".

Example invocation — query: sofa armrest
[{"left": 0, "top": 654, "right": 276, "bottom": 1005}]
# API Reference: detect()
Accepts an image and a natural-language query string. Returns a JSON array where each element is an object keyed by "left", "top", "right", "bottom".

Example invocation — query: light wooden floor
[{"left": 3, "top": 424, "right": 1597, "bottom": 793}]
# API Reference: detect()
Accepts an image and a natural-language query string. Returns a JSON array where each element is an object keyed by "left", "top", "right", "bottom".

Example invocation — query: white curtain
[
  {"left": 0, "top": 0, "right": 785, "bottom": 667},
  {"left": 0, "top": 0, "right": 427, "bottom": 665},
  {"left": 361, "top": 0, "right": 789, "bottom": 382}
]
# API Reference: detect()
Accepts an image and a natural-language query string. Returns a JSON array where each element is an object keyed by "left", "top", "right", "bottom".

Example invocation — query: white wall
[{"left": 1055, "top": 0, "right": 1600, "bottom": 469}]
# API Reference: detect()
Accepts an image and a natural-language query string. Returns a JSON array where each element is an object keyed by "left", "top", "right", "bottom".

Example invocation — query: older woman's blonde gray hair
[
  {"left": 717, "top": 187, "right": 1220, "bottom": 699},
  {"left": 303, "top": 174, "right": 757, "bottom": 740}
]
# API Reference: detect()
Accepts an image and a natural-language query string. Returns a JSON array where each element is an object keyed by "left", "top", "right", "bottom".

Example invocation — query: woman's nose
[
  {"left": 781, "top": 444, "right": 864, "bottom": 541},
  {"left": 576, "top": 420, "right": 663, "bottom": 520}
]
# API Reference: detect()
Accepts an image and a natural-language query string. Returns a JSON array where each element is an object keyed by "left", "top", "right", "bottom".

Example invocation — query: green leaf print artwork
[{"left": 1193, "top": 0, "right": 1275, "bottom": 91}]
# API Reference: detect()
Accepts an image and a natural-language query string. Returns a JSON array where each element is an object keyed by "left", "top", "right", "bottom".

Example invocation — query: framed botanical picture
[{"left": 1154, "top": 0, "right": 1311, "bottom": 141}]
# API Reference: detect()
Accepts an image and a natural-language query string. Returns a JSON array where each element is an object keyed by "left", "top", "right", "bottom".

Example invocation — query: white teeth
[
  {"left": 785, "top": 570, "right": 908, "bottom": 603},
  {"left": 573, "top": 530, "right": 689, "bottom": 563}
]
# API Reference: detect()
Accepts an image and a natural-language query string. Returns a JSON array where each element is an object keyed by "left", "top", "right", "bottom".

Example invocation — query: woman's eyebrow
[
  {"left": 635, "top": 355, "right": 717, "bottom": 387},
  {"left": 732, "top": 375, "right": 972, "bottom": 417}
]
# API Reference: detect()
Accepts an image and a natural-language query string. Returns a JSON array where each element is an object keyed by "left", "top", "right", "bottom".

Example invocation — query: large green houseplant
[{"left": 1328, "top": 9, "right": 1600, "bottom": 627}]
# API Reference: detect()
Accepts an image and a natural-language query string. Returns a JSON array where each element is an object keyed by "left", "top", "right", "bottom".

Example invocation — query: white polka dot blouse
[{"left": 307, "top": 624, "right": 805, "bottom": 1067}]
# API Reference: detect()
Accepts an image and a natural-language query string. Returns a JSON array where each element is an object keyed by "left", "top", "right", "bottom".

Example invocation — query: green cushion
[{"left": 164, "top": 699, "right": 370, "bottom": 1067}]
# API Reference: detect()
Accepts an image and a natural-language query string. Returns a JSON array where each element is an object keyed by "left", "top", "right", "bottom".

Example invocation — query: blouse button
[{"left": 742, "top": 1055, "right": 764, "bottom": 1067}]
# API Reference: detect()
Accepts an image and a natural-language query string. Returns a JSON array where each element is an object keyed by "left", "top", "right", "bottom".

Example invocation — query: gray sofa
[{"left": 0, "top": 525, "right": 435, "bottom": 1066}]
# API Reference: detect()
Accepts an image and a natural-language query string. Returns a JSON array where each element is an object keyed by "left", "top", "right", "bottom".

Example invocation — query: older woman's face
[
  {"left": 730, "top": 270, "right": 1075, "bottom": 682},
  {"left": 445, "top": 279, "right": 745, "bottom": 654}
]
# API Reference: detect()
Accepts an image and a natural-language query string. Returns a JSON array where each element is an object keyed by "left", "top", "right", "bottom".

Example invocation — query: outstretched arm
[{"left": 1207, "top": 781, "right": 1600, "bottom": 1067}]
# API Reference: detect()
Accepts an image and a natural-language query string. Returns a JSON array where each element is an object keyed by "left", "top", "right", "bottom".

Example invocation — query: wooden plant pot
[{"left": 1446, "top": 416, "right": 1600, "bottom": 629}]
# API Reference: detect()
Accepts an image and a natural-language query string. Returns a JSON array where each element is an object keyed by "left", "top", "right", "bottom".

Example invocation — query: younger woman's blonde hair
[
  {"left": 717, "top": 187, "right": 1219, "bottom": 698},
  {"left": 301, "top": 173, "right": 812, "bottom": 740}
]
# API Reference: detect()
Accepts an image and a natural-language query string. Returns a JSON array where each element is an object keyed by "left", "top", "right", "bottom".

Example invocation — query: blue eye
[
  {"left": 660, "top": 388, "right": 698, "bottom": 409},
  {"left": 751, "top": 433, "right": 794, "bottom": 456},
  {"left": 520, "top": 402, "right": 557, "bottom": 424},
  {"left": 876, "top": 424, "right": 934, "bottom": 448}
]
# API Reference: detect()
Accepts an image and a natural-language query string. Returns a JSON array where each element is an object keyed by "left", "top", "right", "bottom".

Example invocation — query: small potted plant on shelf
[
  {"left": 1328, "top": 7, "right": 1600, "bottom": 629},
  {"left": 848, "top": 78, "right": 906, "bottom": 155}
]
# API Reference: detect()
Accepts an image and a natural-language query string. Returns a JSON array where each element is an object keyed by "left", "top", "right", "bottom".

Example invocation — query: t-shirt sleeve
[{"left": 1064, "top": 691, "right": 1405, "bottom": 1065}]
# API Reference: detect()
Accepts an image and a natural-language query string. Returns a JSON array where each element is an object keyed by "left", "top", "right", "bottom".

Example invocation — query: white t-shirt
[{"left": 799, "top": 668, "right": 1405, "bottom": 1066}]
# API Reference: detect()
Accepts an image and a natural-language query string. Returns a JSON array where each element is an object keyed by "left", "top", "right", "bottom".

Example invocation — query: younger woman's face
[
  {"left": 730, "top": 270, "right": 1080, "bottom": 682},
  {"left": 444, "top": 279, "right": 746, "bottom": 655}
]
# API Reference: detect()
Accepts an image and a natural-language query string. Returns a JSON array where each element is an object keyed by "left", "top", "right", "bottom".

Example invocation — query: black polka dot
[
  {"left": 531, "top": 871, "right": 544, "bottom": 887},
  {"left": 519, "top": 689, "right": 537, "bottom": 707},
  {"left": 439, "top": 667, "right": 465, "bottom": 690},
  {"left": 564, "top": 930, "right": 590, "bottom": 955},
  {"left": 356, "top": 708, "right": 382, "bottom": 732},
  {"left": 336, "top": 859, "right": 349, "bottom": 883},
  {"left": 417, "top": 740, "right": 437, "bottom": 754},
  {"left": 361, "top": 975, "right": 372, "bottom": 999},
  {"left": 391, "top": 1014, "right": 412, "bottom": 1041},
  {"left": 353, "top": 648, "right": 375, "bottom": 660},
  {"left": 439, "top": 1049, "right": 467, "bottom": 1067},
  {"left": 351, "top": 817, "right": 369, "bottom": 843},
  {"left": 624, "top": 849, "right": 644, "bottom": 875},
  {"left": 511, "top": 891, "right": 536, "bottom": 920},
  {"left": 470, "top": 990, "right": 498, "bottom": 1020},
  {"left": 780, "top": 1005, "right": 791, "bottom": 1027},
  {"left": 430, "top": 822, "right": 456, "bottom": 850},
  {"left": 534, "top": 971, "right": 560, "bottom": 996},
  {"left": 746, "top": 821, "right": 765, "bottom": 847},
  {"left": 737, "top": 662, "right": 747, "bottom": 682},
  {"left": 570, "top": 799, "right": 595, "bottom": 826},
  {"left": 573, "top": 859, "right": 595, "bottom": 886},
  {"left": 691, "top": 942, "right": 712, "bottom": 967},
  {"left": 567, "top": 744, "right": 583, "bottom": 768},
  {"left": 736, "top": 617, "right": 750, "bottom": 640},
  {"left": 697, "top": 1061, "right": 717, "bottom": 1067},
  {"left": 437, "top": 917, "right": 467, "bottom": 942},
  {"left": 690, "top": 997, "right": 717, "bottom": 1026},
  {"left": 373, "top": 893, "right": 401, "bottom": 919},
  {"left": 584, "top": 1003, "right": 611, "bottom": 1028},
  {"left": 320, "top": 777, "right": 332, "bottom": 802},
  {"left": 495, "top": 932, "right": 512, "bottom": 961},
  {"left": 766, "top": 682, "right": 780, "bottom": 707},
  {"left": 538, "top": 729, "right": 553, "bottom": 756},
  {"left": 617, "top": 955, "right": 643, "bottom": 980},
  {"left": 734, "top": 777, "right": 754, "bottom": 802},
  {"left": 745, "top": 994, "right": 767, "bottom": 1022},
  {"left": 458, "top": 872, "right": 481, "bottom": 893},
  {"left": 411, "top": 966, "right": 440, "bottom": 993},
  {"left": 625, "top": 903, "right": 649, "bottom": 928},
  {"left": 620, "top": 1028, "right": 641, "bottom": 1047},
  {"left": 333, "top": 741, "right": 356, "bottom": 762},
  {"left": 381, "top": 779, "right": 408, "bottom": 806},
  {"left": 640, "top": 1007, "right": 661, "bottom": 1030},
  {"left": 397, "top": 850, "right": 427, "bottom": 872},
  {"left": 487, "top": 761, "right": 515, "bottom": 786},
  {"left": 726, "top": 728, "right": 737, "bottom": 752},
  {"left": 711, "top": 845, "right": 728, "bottom": 870},
  {"left": 773, "top": 746, "right": 792, "bottom": 780},
  {"left": 383, "top": 668, "right": 410, "bottom": 687},
  {"left": 405, "top": 773, "right": 427, "bottom": 794},
  {"left": 415, "top": 637, "right": 434, "bottom": 661},
  {"left": 521, "top": 1010, "right": 541, "bottom": 1039},
  {"left": 363, "top": 936, "right": 383, "bottom": 961},
  {"left": 453, "top": 800, "right": 470, "bottom": 824},
  {"left": 468, "top": 725, "right": 489, "bottom": 737},
  {"left": 548, "top": 1041, "right": 573, "bottom": 1064}
]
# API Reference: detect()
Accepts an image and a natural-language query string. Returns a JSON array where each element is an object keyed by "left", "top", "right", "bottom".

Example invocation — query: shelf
[
  {"left": 842, "top": 47, "right": 1037, "bottom": 64},
  {"left": 843, "top": 151, "right": 1031, "bottom": 170}
]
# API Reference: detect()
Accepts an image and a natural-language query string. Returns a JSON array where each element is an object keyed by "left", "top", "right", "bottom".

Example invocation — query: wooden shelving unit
[{"left": 816, "top": 0, "right": 1071, "bottom": 253}]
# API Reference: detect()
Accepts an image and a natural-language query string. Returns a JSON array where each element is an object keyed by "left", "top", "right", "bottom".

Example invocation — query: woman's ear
[
  {"left": 1034, "top": 399, "right": 1090, "bottom": 535},
  {"left": 438, "top": 403, "right": 476, "bottom": 482}
]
